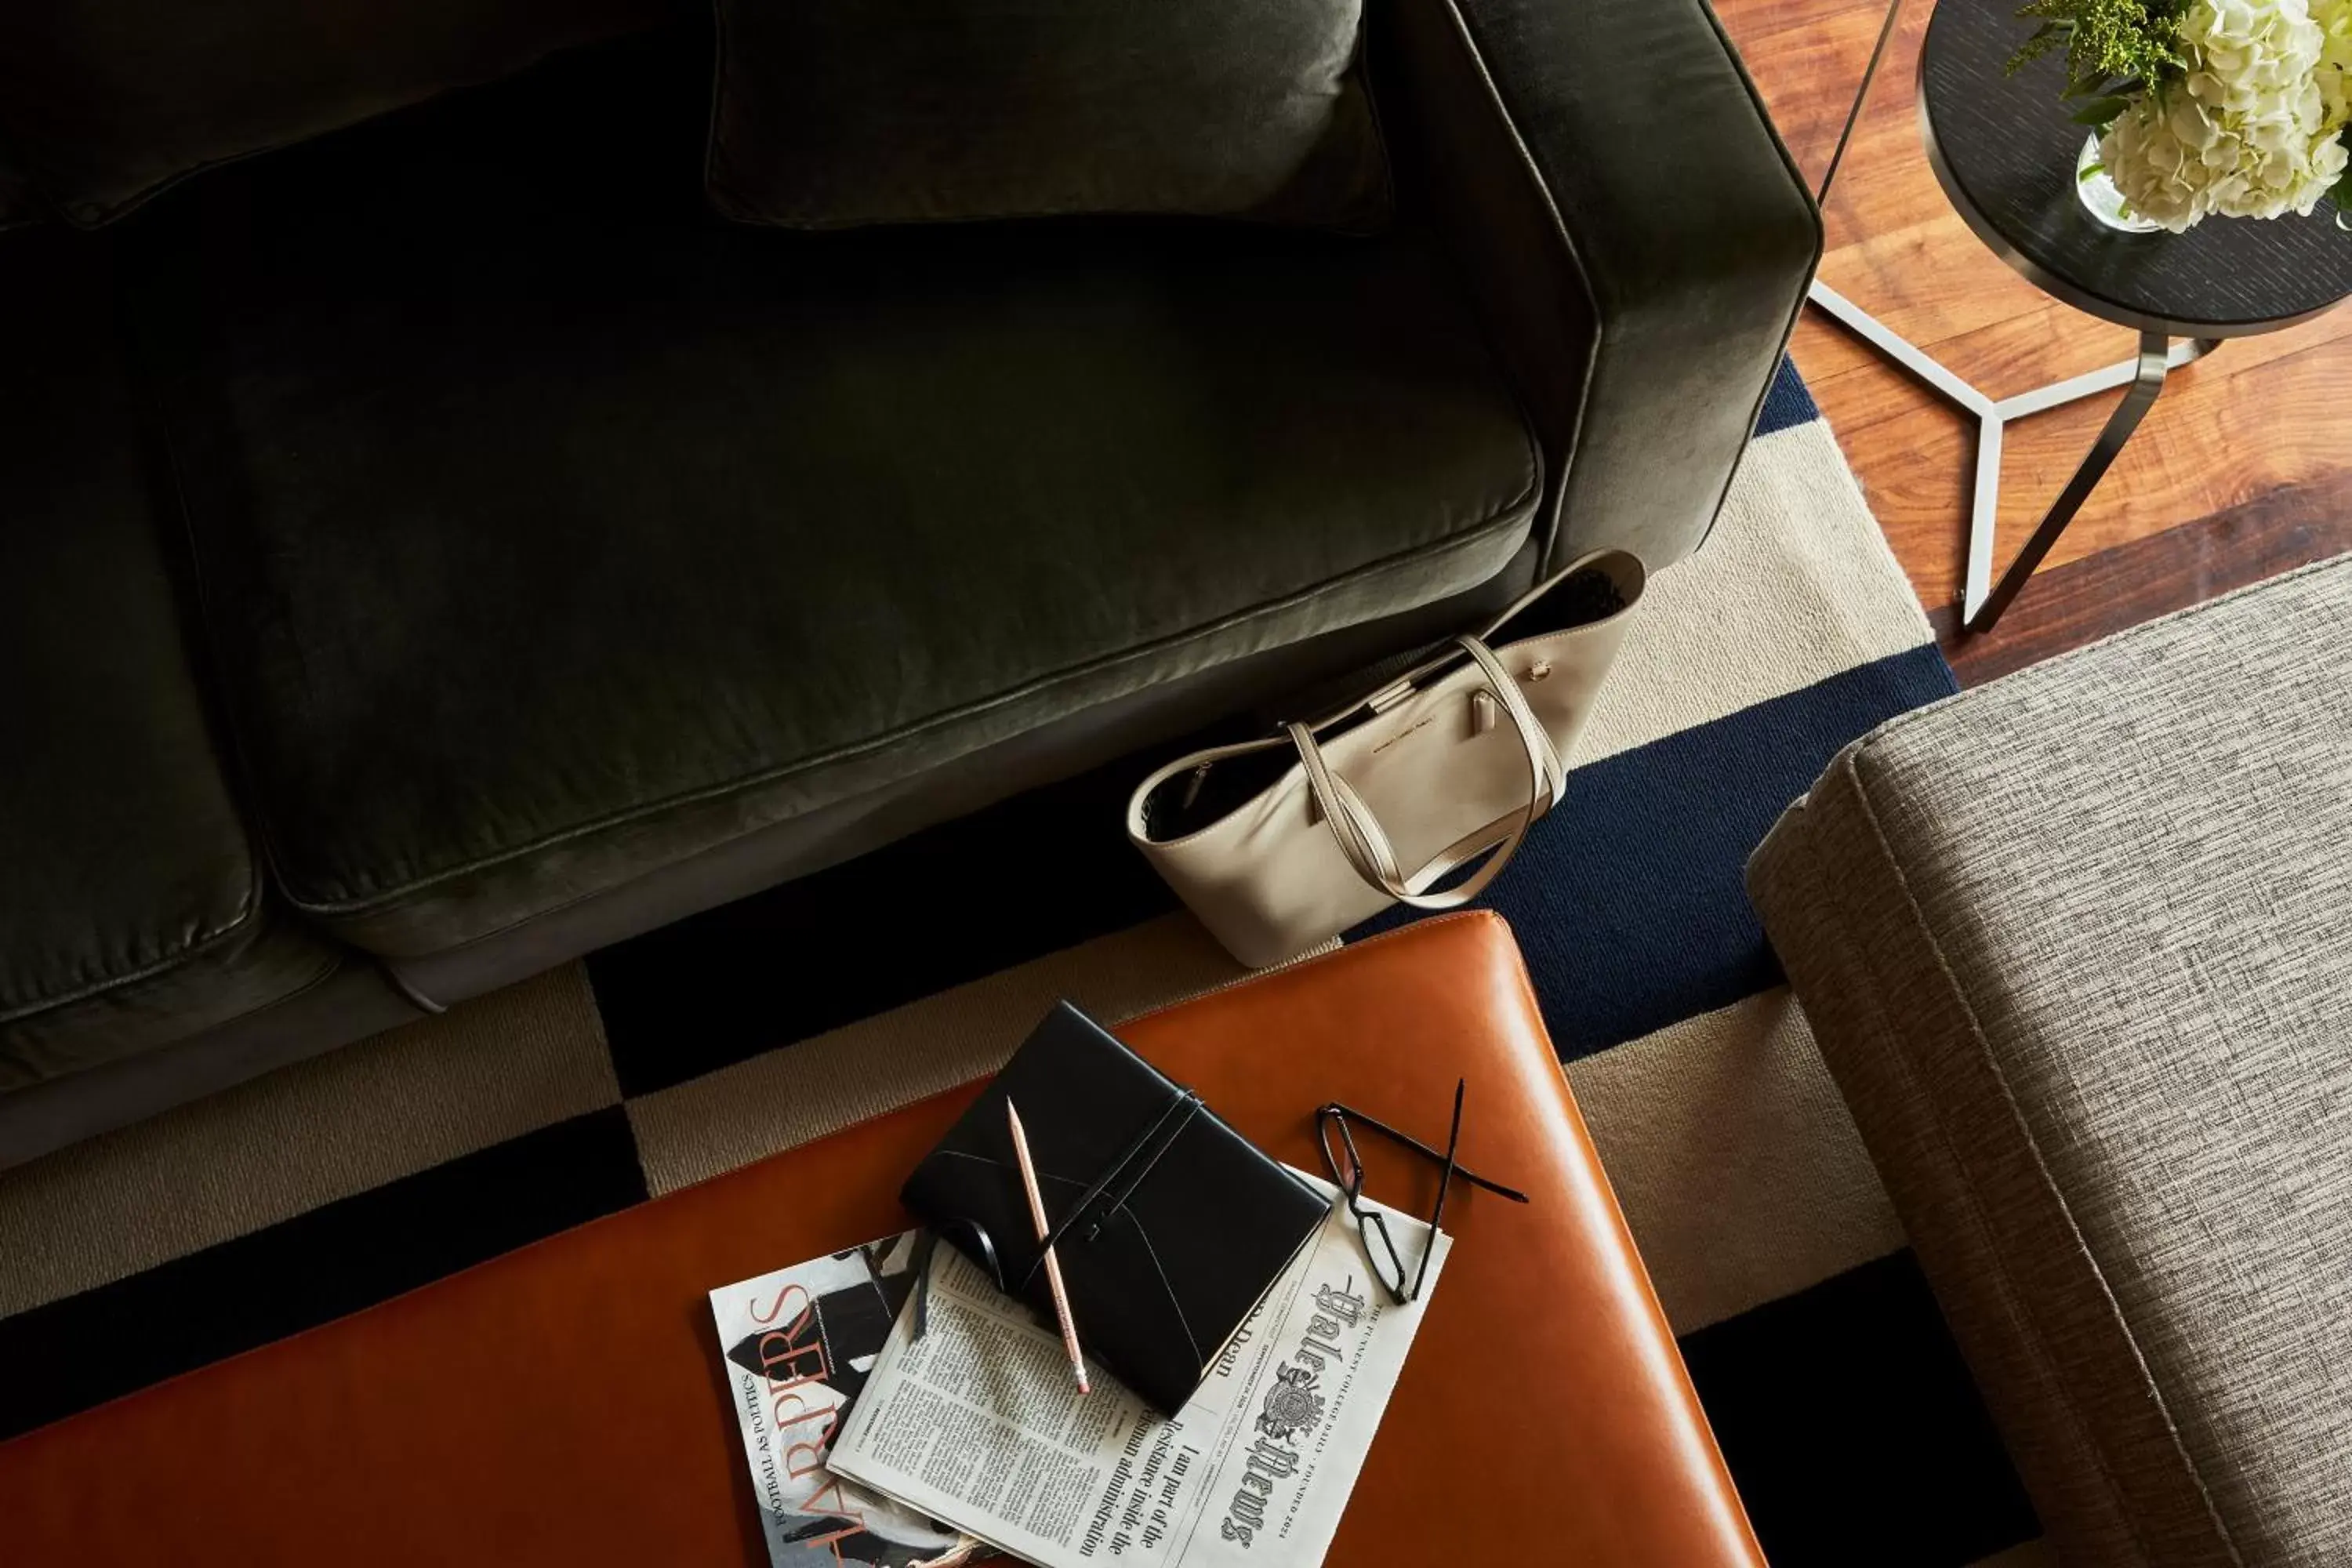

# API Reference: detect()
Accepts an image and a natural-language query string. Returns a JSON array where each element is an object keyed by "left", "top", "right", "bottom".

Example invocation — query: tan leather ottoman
[{"left": 0, "top": 912, "right": 1761, "bottom": 1565}]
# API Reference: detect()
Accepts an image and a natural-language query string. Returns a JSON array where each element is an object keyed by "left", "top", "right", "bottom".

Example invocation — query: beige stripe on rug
[
  {"left": 1566, "top": 986, "right": 1904, "bottom": 1334},
  {"left": 0, "top": 966, "right": 615, "bottom": 1317},
  {"left": 1578, "top": 419, "right": 1932, "bottom": 767}
]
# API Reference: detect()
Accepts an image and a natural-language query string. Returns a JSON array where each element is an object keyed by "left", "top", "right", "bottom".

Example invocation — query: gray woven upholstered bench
[{"left": 1746, "top": 556, "right": 2352, "bottom": 1568}]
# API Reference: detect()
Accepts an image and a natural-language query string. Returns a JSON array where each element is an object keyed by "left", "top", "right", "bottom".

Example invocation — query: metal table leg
[
  {"left": 1806, "top": 280, "right": 2217, "bottom": 634},
  {"left": 1961, "top": 332, "right": 2216, "bottom": 631}
]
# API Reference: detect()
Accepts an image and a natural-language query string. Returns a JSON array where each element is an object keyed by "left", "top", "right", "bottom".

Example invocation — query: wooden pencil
[{"left": 1004, "top": 1098, "right": 1090, "bottom": 1395}]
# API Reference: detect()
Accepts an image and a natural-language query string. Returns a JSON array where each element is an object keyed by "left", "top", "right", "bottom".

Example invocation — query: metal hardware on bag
[
  {"left": 1178, "top": 761, "right": 1213, "bottom": 812},
  {"left": 1472, "top": 661, "right": 1548, "bottom": 735}
]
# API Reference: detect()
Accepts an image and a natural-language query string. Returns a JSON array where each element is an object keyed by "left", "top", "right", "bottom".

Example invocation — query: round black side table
[{"left": 1806, "top": 0, "right": 2352, "bottom": 632}]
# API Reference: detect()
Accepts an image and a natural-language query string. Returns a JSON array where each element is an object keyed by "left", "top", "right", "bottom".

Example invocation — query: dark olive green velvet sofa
[{"left": 0, "top": 3, "right": 1817, "bottom": 1165}]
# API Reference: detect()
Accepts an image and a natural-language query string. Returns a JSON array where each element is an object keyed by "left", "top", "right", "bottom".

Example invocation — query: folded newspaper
[{"left": 711, "top": 1170, "right": 1445, "bottom": 1568}]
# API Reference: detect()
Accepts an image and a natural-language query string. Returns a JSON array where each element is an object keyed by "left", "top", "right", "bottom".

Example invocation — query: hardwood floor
[{"left": 1714, "top": 0, "right": 2352, "bottom": 679}]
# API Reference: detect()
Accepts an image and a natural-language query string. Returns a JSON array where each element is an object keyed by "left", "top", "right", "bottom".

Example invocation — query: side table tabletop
[
  {"left": 0, "top": 912, "right": 1765, "bottom": 1566},
  {"left": 1809, "top": 0, "right": 2352, "bottom": 632}
]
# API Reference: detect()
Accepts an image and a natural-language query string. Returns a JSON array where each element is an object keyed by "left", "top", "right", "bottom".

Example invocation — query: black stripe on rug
[
  {"left": 1353, "top": 644, "right": 1957, "bottom": 1058},
  {"left": 586, "top": 738, "right": 1197, "bottom": 1098},
  {"left": 0, "top": 1108, "right": 647, "bottom": 1443},
  {"left": 1680, "top": 1250, "right": 2041, "bottom": 1567}
]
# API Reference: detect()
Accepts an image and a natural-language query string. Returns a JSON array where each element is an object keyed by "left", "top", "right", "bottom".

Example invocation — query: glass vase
[{"left": 2076, "top": 133, "right": 2164, "bottom": 234}]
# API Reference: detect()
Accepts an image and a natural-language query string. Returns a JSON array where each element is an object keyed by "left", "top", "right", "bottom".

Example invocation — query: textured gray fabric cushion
[{"left": 1747, "top": 555, "right": 2352, "bottom": 1568}]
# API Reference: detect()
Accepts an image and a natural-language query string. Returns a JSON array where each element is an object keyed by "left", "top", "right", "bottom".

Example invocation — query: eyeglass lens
[
  {"left": 1317, "top": 1111, "right": 1364, "bottom": 1198},
  {"left": 1357, "top": 1210, "right": 1408, "bottom": 1300},
  {"left": 1316, "top": 1085, "right": 1480, "bottom": 1306}
]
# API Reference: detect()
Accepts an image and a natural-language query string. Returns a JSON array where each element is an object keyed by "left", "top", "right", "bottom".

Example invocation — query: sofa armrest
[{"left": 1375, "top": 0, "right": 1820, "bottom": 572}]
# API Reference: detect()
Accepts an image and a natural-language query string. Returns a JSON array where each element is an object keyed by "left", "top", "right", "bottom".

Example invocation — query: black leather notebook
[{"left": 900, "top": 1002, "right": 1330, "bottom": 1414}]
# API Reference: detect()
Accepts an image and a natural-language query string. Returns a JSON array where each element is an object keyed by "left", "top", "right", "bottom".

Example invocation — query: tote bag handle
[{"left": 1283, "top": 636, "right": 1563, "bottom": 911}]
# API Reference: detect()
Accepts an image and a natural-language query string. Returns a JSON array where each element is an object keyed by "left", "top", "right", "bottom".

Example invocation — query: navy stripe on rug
[
  {"left": 1755, "top": 354, "right": 1820, "bottom": 438},
  {"left": 0, "top": 1109, "right": 647, "bottom": 1443},
  {"left": 1352, "top": 644, "right": 1956, "bottom": 1058},
  {"left": 1682, "top": 1250, "right": 2040, "bottom": 1566}
]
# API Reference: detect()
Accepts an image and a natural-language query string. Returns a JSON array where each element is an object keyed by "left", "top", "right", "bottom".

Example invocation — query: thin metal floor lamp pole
[{"left": 1802, "top": 0, "right": 2214, "bottom": 633}]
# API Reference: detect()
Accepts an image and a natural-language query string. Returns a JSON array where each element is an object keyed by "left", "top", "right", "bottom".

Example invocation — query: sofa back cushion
[
  {"left": 0, "top": 0, "right": 681, "bottom": 226},
  {"left": 706, "top": 0, "right": 1392, "bottom": 232}
]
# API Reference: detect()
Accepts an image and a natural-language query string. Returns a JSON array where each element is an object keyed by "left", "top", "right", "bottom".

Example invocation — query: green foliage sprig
[{"left": 2006, "top": 0, "right": 2190, "bottom": 125}]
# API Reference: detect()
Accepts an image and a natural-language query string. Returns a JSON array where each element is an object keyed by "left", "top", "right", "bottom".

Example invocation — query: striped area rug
[{"left": 0, "top": 365, "right": 2046, "bottom": 1566}]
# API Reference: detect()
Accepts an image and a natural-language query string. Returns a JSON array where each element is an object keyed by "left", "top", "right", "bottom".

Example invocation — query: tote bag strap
[
  {"left": 1285, "top": 636, "right": 1562, "bottom": 911},
  {"left": 1454, "top": 634, "right": 1566, "bottom": 811}
]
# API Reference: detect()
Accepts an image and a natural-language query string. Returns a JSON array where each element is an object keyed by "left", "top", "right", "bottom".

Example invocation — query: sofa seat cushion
[
  {"left": 131, "top": 32, "right": 1541, "bottom": 959},
  {"left": 2, "top": 230, "right": 345, "bottom": 1088},
  {"left": 1746, "top": 557, "right": 2352, "bottom": 1566}
]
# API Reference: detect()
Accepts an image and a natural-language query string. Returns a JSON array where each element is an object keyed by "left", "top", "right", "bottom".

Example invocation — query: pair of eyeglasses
[{"left": 1316, "top": 1079, "right": 1529, "bottom": 1305}]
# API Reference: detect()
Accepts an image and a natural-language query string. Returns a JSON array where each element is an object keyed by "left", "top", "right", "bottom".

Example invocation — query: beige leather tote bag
[{"left": 1126, "top": 550, "right": 1643, "bottom": 967}]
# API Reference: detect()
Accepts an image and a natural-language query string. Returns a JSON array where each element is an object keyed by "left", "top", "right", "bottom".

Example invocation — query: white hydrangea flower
[
  {"left": 2216, "top": 112, "right": 2347, "bottom": 216},
  {"left": 2180, "top": 0, "right": 2325, "bottom": 119},
  {"left": 2101, "top": 93, "right": 2223, "bottom": 229},
  {"left": 2100, "top": 0, "right": 2348, "bottom": 228},
  {"left": 2314, "top": 0, "right": 2352, "bottom": 126}
]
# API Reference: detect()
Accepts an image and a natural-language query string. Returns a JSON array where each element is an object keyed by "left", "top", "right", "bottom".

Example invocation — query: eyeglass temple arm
[{"left": 1317, "top": 1104, "right": 1531, "bottom": 1203}]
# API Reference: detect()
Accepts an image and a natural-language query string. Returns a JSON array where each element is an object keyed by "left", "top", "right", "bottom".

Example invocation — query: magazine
[
  {"left": 824, "top": 1171, "right": 1445, "bottom": 1568},
  {"left": 710, "top": 1230, "right": 976, "bottom": 1567}
]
